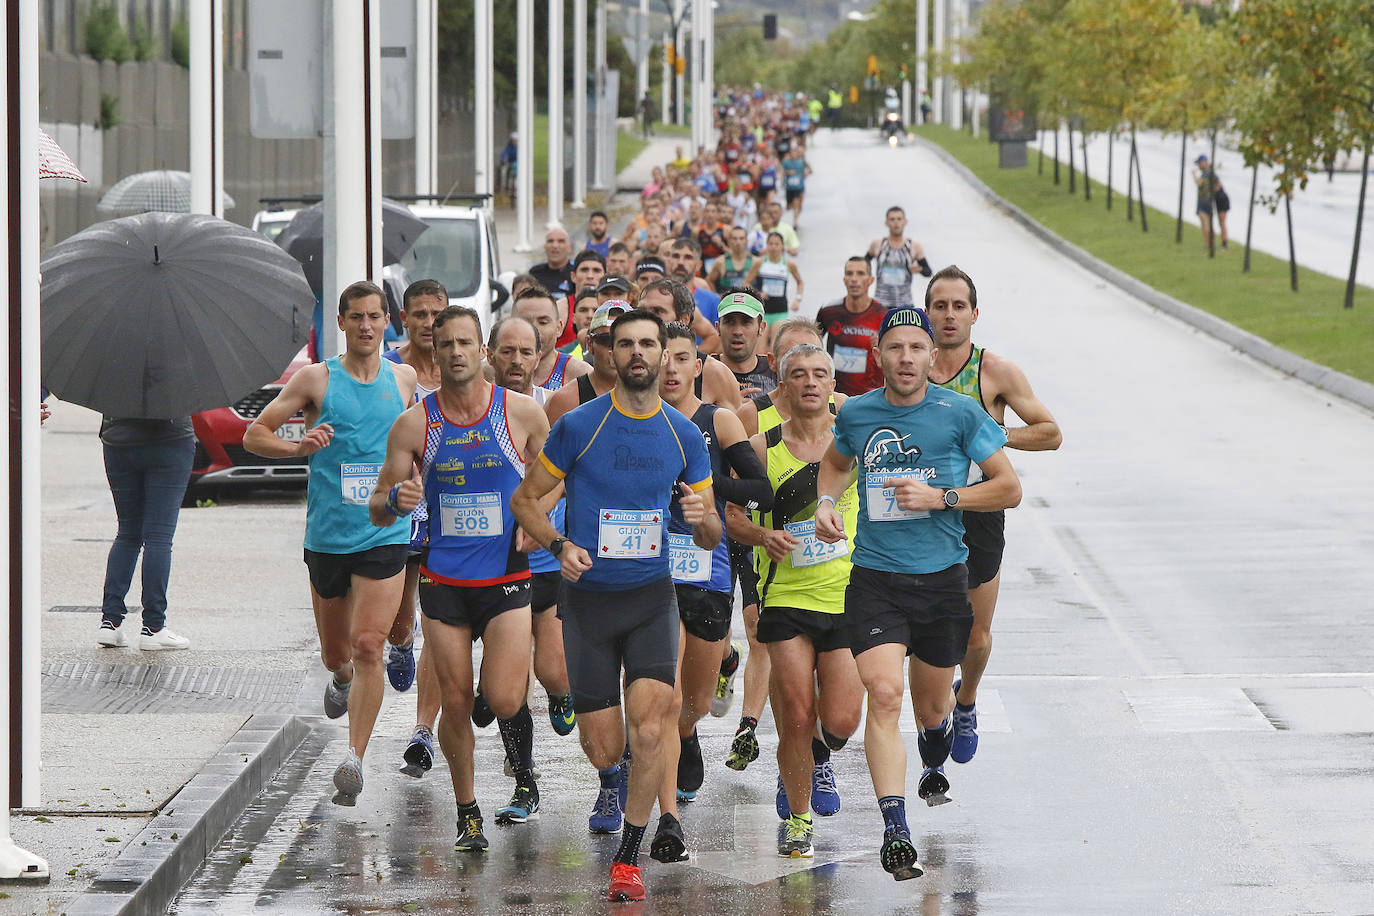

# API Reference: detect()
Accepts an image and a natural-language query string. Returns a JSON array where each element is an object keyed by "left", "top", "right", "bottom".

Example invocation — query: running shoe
[
  {"left": 588, "top": 780, "right": 623, "bottom": 834},
  {"left": 454, "top": 812, "right": 489, "bottom": 852},
  {"left": 677, "top": 731, "right": 704, "bottom": 794},
  {"left": 650, "top": 812, "right": 689, "bottom": 863},
  {"left": 710, "top": 641, "right": 744, "bottom": 717},
  {"left": 724, "top": 723, "right": 759, "bottom": 771},
  {"left": 777, "top": 814, "right": 815, "bottom": 858},
  {"left": 918, "top": 766, "right": 951, "bottom": 807},
  {"left": 607, "top": 862, "right": 645, "bottom": 902},
  {"left": 400, "top": 725, "right": 434, "bottom": 778},
  {"left": 96, "top": 620, "right": 126, "bottom": 648},
  {"left": 138, "top": 626, "right": 190, "bottom": 650},
  {"left": 471, "top": 690, "right": 495, "bottom": 727},
  {"left": 323, "top": 676, "right": 351, "bottom": 719},
  {"left": 495, "top": 785, "right": 540, "bottom": 824},
  {"left": 950, "top": 678, "right": 979, "bottom": 764},
  {"left": 811, "top": 760, "right": 840, "bottom": 816},
  {"left": 915, "top": 717, "right": 953, "bottom": 766},
  {"left": 548, "top": 692, "right": 577, "bottom": 736},
  {"left": 775, "top": 773, "right": 791, "bottom": 819},
  {"left": 386, "top": 642, "right": 416, "bottom": 692},
  {"left": 331, "top": 749, "right": 363, "bottom": 806},
  {"left": 880, "top": 826, "right": 923, "bottom": 881}
]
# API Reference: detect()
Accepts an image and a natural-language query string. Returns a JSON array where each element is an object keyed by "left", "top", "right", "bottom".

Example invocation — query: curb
[
  {"left": 914, "top": 135, "right": 1374, "bottom": 415},
  {"left": 64, "top": 713, "right": 313, "bottom": 916}
]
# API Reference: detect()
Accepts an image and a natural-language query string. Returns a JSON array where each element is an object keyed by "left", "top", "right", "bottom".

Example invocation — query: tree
[{"left": 1233, "top": 0, "right": 1374, "bottom": 306}]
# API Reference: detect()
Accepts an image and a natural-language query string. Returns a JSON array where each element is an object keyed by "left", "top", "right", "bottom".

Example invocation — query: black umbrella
[
  {"left": 276, "top": 200, "right": 430, "bottom": 292},
  {"left": 40, "top": 211, "right": 312, "bottom": 418}
]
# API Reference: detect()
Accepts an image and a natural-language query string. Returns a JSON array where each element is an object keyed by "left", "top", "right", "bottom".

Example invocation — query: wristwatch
[
  {"left": 549, "top": 537, "right": 570, "bottom": 558},
  {"left": 942, "top": 488, "right": 960, "bottom": 510}
]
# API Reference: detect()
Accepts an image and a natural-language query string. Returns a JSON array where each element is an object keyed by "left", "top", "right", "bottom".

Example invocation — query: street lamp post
[
  {"left": 571, "top": 0, "right": 587, "bottom": 208},
  {"left": 515, "top": 0, "right": 534, "bottom": 250},
  {"left": 548, "top": 0, "right": 564, "bottom": 227}
]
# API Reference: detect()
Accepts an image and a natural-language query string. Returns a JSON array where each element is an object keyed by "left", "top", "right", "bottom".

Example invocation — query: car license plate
[{"left": 275, "top": 422, "right": 306, "bottom": 443}]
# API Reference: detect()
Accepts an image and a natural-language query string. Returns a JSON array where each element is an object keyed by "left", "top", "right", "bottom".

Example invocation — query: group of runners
[{"left": 241, "top": 101, "right": 1062, "bottom": 901}]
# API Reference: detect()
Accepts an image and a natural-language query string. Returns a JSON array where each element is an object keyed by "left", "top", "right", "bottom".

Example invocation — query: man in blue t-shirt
[
  {"left": 813, "top": 306, "right": 1021, "bottom": 882},
  {"left": 512, "top": 309, "right": 721, "bottom": 903}
]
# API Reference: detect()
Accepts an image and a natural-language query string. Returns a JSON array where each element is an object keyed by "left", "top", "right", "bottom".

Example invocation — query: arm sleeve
[
  {"left": 916, "top": 257, "right": 932, "bottom": 277},
  {"left": 716, "top": 440, "right": 774, "bottom": 512}
]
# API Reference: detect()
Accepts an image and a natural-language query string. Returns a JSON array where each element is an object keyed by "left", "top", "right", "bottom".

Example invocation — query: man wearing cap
[
  {"left": 511, "top": 287, "right": 592, "bottom": 391},
  {"left": 638, "top": 280, "right": 737, "bottom": 408},
  {"left": 813, "top": 305, "right": 1021, "bottom": 882},
  {"left": 713, "top": 291, "right": 777, "bottom": 397},
  {"left": 544, "top": 300, "right": 630, "bottom": 424}
]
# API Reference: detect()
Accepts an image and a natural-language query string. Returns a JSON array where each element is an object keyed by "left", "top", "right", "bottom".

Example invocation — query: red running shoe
[{"left": 607, "top": 861, "right": 646, "bottom": 901}]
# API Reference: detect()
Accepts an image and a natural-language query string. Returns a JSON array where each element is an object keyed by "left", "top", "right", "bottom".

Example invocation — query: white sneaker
[
  {"left": 96, "top": 621, "right": 126, "bottom": 648},
  {"left": 139, "top": 626, "right": 190, "bottom": 650}
]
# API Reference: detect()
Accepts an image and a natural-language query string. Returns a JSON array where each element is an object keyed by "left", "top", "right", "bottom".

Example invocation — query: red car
[{"left": 186, "top": 348, "right": 311, "bottom": 501}]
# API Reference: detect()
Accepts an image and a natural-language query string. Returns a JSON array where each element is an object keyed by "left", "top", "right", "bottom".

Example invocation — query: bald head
[{"left": 544, "top": 227, "right": 571, "bottom": 269}]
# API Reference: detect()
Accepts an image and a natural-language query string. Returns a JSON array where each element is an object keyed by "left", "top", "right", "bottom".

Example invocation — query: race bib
[
  {"left": 438, "top": 491, "right": 503, "bottom": 538},
  {"left": 598, "top": 508, "right": 663, "bottom": 559},
  {"left": 833, "top": 345, "right": 868, "bottom": 375},
  {"left": 340, "top": 463, "right": 382, "bottom": 506},
  {"left": 668, "top": 532, "right": 711, "bottom": 582},
  {"left": 785, "top": 172, "right": 803, "bottom": 189},
  {"left": 880, "top": 262, "right": 909, "bottom": 288},
  {"left": 784, "top": 519, "right": 848, "bottom": 568},
  {"left": 865, "top": 469, "right": 930, "bottom": 521},
  {"left": 761, "top": 276, "right": 787, "bottom": 298}
]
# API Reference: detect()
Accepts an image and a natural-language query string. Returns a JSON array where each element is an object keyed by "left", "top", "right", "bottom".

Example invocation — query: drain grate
[
  {"left": 47, "top": 605, "right": 102, "bottom": 613},
  {"left": 42, "top": 662, "right": 307, "bottom": 715}
]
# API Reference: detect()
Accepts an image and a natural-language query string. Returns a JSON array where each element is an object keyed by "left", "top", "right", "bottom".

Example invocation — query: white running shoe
[
  {"left": 96, "top": 621, "right": 126, "bottom": 648},
  {"left": 138, "top": 626, "right": 189, "bottom": 650}
]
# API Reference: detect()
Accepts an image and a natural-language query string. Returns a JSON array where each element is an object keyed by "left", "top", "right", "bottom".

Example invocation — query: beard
[{"left": 619, "top": 360, "right": 660, "bottom": 391}]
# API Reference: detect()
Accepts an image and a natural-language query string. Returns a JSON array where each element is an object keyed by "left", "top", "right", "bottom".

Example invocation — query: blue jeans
[{"left": 100, "top": 438, "right": 195, "bottom": 631}]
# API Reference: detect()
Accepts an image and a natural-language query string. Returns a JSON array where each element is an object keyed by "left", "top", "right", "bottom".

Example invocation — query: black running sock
[
  {"left": 878, "top": 796, "right": 908, "bottom": 834},
  {"left": 497, "top": 705, "right": 535, "bottom": 776},
  {"left": 811, "top": 737, "right": 831, "bottom": 765},
  {"left": 918, "top": 721, "right": 952, "bottom": 768},
  {"left": 720, "top": 644, "right": 741, "bottom": 677},
  {"left": 615, "top": 821, "right": 647, "bottom": 866},
  {"left": 457, "top": 800, "right": 481, "bottom": 820},
  {"left": 738, "top": 715, "right": 758, "bottom": 733}
]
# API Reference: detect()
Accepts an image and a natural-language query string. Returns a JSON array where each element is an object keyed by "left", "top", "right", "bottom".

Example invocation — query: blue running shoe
[
  {"left": 495, "top": 785, "right": 540, "bottom": 824},
  {"left": 548, "top": 692, "right": 576, "bottom": 736},
  {"left": 950, "top": 678, "right": 978, "bottom": 764},
  {"left": 588, "top": 777, "right": 623, "bottom": 834},
  {"left": 776, "top": 773, "right": 790, "bottom": 819},
  {"left": 675, "top": 788, "right": 698, "bottom": 803},
  {"left": 400, "top": 725, "right": 434, "bottom": 778},
  {"left": 811, "top": 760, "right": 840, "bottom": 816},
  {"left": 386, "top": 642, "right": 416, "bottom": 692}
]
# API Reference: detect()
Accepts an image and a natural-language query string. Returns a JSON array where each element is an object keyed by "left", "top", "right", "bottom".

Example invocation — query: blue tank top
[
  {"left": 304, "top": 357, "right": 410, "bottom": 554},
  {"left": 419, "top": 386, "right": 531, "bottom": 587},
  {"left": 668, "top": 404, "right": 731, "bottom": 594},
  {"left": 540, "top": 351, "right": 572, "bottom": 391}
]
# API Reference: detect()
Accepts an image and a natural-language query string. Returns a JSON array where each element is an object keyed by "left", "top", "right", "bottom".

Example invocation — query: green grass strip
[
  {"left": 528, "top": 115, "right": 649, "bottom": 192},
  {"left": 917, "top": 125, "right": 1374, "bottom": 384}
]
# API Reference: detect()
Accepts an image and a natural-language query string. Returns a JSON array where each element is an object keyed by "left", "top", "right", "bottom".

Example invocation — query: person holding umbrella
[{"left": 243, "top": 280, "right": 419, "bottom": 806}]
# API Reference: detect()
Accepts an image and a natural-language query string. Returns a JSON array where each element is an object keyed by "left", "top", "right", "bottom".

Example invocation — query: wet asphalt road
[{"left": 168, "top": 130, "right": 1374, "bottom": 914}]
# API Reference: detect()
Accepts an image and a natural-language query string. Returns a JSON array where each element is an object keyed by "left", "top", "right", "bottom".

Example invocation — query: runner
[
  {"left": 638, "top": 279, "right": 741, "bottom": 410},
  {"left": 724, "top": 318, "right": 845, "bottom": 773},
  {"left": 512, "top": 309, "right": 722, "bottom": 902},
  {"left": 381, "top": 280, "right": 446, "bottom": 701},
  {"left": 727, "top": 343, "right": 863, "bottom": 857},
  {"left": 544, "top": 300, "right": 629, "bottom": 425},
  {"left": 243, "top": 280, "right": 418, "bottom": 804},
  {"left": 706, "top": 226, "right": 755, "bottom": 294},
  {"left": 745, "top": 231, "right": 804, "bottom": 349},
  {"left": 816, "top": 256, "right": 888, "bottom": 397},
  {"left": 511, "top": 287, "right": 592, "bottom": 389},
  {"left": 813, "top": 306, "right": 1021, "bottom": 881},
  {"left": 713, "top": 289, "right": 777, "bottom": 397},
  {"left": 780, "top": 145, "right": 811, "bottom": 228},
  {"left": 656, "top": 316, "right": 773, "bottom": 855},
  {"left": 866, "top": 206, "right": 931, "bottom": 309},
  {"left": 926, "top": 266, "right": 1061, "bottom": 766},
  {"left": 368, "top": 304, "right": 549, "bottom": 850}
]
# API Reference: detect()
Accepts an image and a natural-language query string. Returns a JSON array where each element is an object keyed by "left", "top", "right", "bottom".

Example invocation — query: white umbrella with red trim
[{"left": 37, "top": 128, "right": 86, "bottom": 182}]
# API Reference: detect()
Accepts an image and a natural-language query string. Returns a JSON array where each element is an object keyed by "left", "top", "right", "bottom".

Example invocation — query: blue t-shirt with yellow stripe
[{"left": 539, "top": 391, "right": 713, "bottom": 591}]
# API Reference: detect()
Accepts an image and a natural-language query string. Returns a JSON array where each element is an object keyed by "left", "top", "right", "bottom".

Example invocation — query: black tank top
[{"left": 577, "top": 374, "right": 596, "bottom": 404}]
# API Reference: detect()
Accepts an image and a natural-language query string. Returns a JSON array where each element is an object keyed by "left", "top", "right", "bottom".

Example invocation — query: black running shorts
[
  {"left": 676, "top": 584, "right": 732, "bottom": 642},
  {"left": 303, "top": 545, "right": 409, "bottom": 600},
  {"left": 560, "top": 577, "right": 679, "bottom": 714},
  {"left": 962, "top": 509, "right": 1006, "bottom": 589},
  {"left": 845, "top": 564, "right": 973, "bottom": 668},
  {"left": 530, "top": 570, "right": 563, "bottom": 613},
  {"left": 418, "top": 576, "right": 531, "bottom": 639},
  {"left": 757, "top": 605, "right": 848, "bottom": 654}
]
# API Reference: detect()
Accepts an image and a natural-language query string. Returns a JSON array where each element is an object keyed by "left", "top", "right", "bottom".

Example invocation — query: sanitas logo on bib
[{"left": 862, "top": 427, "right": 923, "bottom": 469}]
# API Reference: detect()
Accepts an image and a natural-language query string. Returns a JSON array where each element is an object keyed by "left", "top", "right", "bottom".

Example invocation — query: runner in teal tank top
[{"left": 243, "top": 281, "right": 419, "bottom": 808}]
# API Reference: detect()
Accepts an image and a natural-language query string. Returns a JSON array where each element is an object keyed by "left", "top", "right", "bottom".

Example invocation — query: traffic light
[
  {"left": 899, "top": 65, "right": 908, "bottom": 82},
  {"left": 763, "top": 14, "right": 777, "bottom": 40}
]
